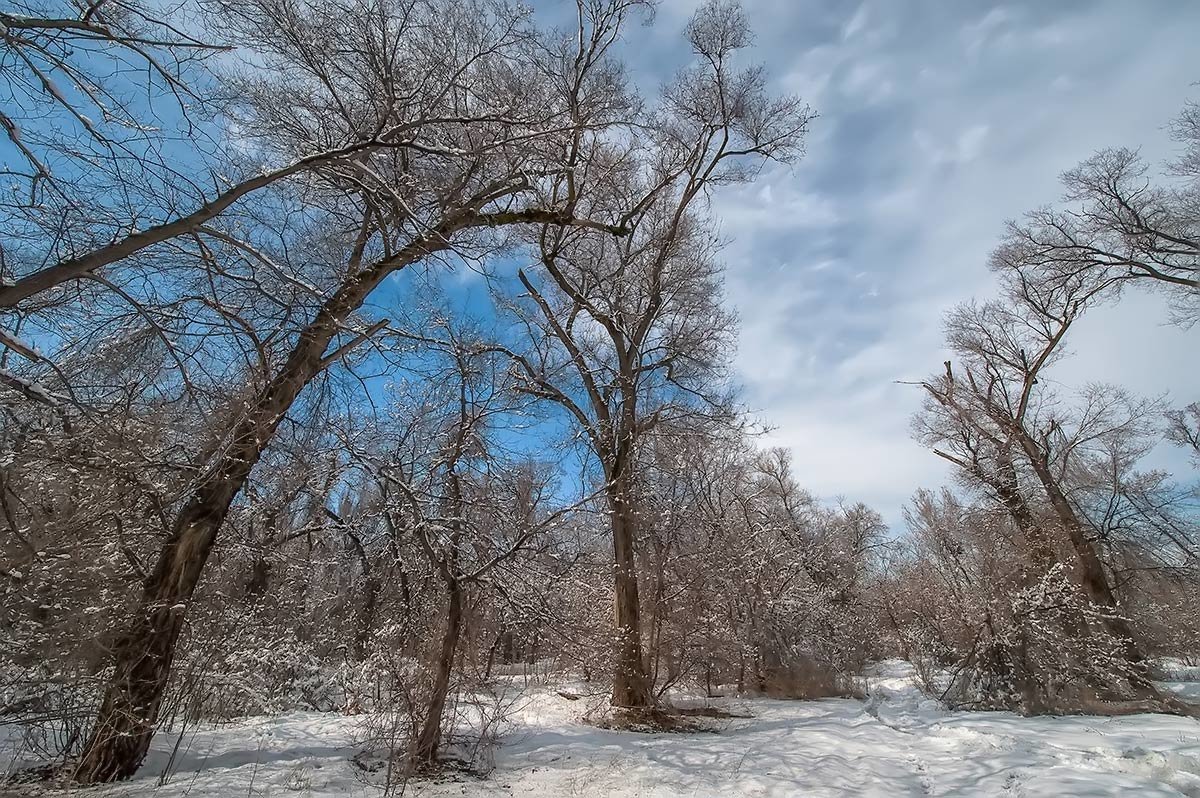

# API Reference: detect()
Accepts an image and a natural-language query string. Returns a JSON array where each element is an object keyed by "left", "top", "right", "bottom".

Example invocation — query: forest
[{"left": 0, "top": 0, "right": 1198, "bottom": 794}]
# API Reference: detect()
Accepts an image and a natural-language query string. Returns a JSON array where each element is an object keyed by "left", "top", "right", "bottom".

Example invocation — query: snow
[
  {"left": 1160, "top": 661, "right": 1200, "bottom": 704},
  {"left": 0, "top": 369, "right": 59, "bottom": 405},
  {"left": 5, "top": 662, "right": 1199, "bottom": 797}
]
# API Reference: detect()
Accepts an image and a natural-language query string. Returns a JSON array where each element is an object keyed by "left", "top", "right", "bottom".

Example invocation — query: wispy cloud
[{"left": 636, "top": 0, "right": 1200, "bottom": 525}]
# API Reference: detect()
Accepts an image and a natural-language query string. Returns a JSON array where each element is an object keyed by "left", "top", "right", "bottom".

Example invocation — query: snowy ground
[{"left": 5, "top": 662, "right": 1200, "bottom": 797}]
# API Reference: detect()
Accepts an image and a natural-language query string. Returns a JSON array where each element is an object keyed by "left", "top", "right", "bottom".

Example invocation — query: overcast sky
[{"left": 620, "top": 0, "right": 1200, "bottom": 526}]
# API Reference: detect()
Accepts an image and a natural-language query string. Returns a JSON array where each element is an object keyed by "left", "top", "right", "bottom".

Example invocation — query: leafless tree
[
  {"left": 501, "top": 0, "right": 810, "bottom": 710},
  {"left": 911, "top": 246, "right": 1193, "bottom": 711},
  {"left": 67, "top": 0, "right": 641, "bottom": 781},
  {"left": 620, "top": 431, "right": 885, "bottom": 702},
  {"left": 1166, "top": 403, "right": 1200, "bottom": 467},
  {"left": 995, "top": 98, "right": 1199, "bottom": 326}
]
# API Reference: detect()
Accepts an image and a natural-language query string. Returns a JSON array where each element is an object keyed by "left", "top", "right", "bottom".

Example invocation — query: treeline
[{"left": 0, "top": 0, "right": 1197, "bottom": 788}]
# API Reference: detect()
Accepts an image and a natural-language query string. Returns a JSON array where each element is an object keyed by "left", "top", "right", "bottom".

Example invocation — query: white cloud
[
  {"left": 841, "top": 3, "right": 870, "bottom": 41},
  {"left": 705, "top": 0, "right": 1200, "bottom": 527},
  {"left": 712, "top": 171, "right": 842, "bottom": 232}
]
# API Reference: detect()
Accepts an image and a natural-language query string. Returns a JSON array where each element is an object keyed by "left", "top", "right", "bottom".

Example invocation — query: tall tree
[
  {"left": 913, "top": 260, "right": 1188, "bottom": 711},
  {"left": 504, "top": 0, "right": 810, "bottom": 708},
  {"left": 69, "top": 0, "right": 637, "bottom": 781}
]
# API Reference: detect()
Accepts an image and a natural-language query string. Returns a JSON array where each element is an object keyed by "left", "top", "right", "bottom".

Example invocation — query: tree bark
[
  {"left": 410, "top": 580, "right": 463, "bottom": 772},
  {"left": 990, "top": 455, "right": 1055, "bottom": 573},
  {"left": 72, "top": 234, "right": 449, "bottom": 784},
  {"left": 985, "top": 460, "right": 1059, "bottom": 711},
  {"left": 1019, "top": 442, "right": 1146, "bottom": 662},
  {"left": 244, "top": 557, "right": 271, "bottom": 599},
  {"left": 608, "top": 477, "right": 653, "bottom": 708}
]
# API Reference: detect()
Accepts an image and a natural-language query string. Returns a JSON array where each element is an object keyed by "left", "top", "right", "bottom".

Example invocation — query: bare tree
[
  {"left": 996, "top": 98, "right": 1199, "bottom": 326},
  {"left": 0, "top": 0, "right": 494, "bottom": 311},
  {"left": 911, "top": 252, "right": 1193, "bottom": 711},
  {"left": 918, "top": 275, "right": 1121, "bottom": 614},
  {"left": 68, "top": 0, "right": 639, "bottom": 781},
  {"left": 502, "top": 0, "right": 809, "bottom": 710},
  {"left": 898, "top": 98, "right": 1200, "bottom": 716},
  {"left": 1166, "top": 403, "right": 1200, "bottom": 467}
]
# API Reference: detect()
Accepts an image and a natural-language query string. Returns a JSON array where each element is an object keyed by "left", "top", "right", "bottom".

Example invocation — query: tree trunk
[
  {"left": 72, "top": 472, "right": 251, "bottom": 782},
  {"left": 244, "top": 557, "right": 271, "bottom": 599},
  {"left": 987, "top": 477, "right": 1054, "bottom": 713},
  {"left": 410, "top": 580, "right": 464, "bottom": 772},
  {"left": 354, "top": 572, "right": 381, "bottom": 662},
  {"left": 502, "top": 625, "right": 515, "bottom": 664},
  {"left": 69, "top": 206, "right": 615, "bottom": 782},
  {"left": 1020, "top": 440, "right": 1146, "bottom": 660},
  {"left": 608, "top": 482, "right": 653, "bottom": 708},
  {"left": 648, "top": 537, "right": 668, "bottom": 688},
  {"left": 483, "top": 630, "right": 500, "bottom": 681},
  {"left": 989, "top": 455, "right": 1055, "bottom": 573},
  {"left": 72, "top": 242, "right": 442, "bottom": 784}
]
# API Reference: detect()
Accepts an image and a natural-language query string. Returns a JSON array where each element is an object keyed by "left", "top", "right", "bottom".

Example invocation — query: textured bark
[
  {"left": 410, "top": 581, "right": 464, "bottom": 771},
  {"left": 72, "top": 233, "right": 449, "bottom": 784},
  {"left": 608, "top": 478, "right": 652, "bottom": 708},
  {"left": 71, "top": 504, "right": 232, "bottom": 782},
  {"left": 244, "top": 557, "right": 271, "bottom": 598},
  {"left": 986, "top": 459, "right": 1061, "bottom": 712}
]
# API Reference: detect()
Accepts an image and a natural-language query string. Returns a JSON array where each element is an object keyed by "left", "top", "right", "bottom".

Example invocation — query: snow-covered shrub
[
  {"left": 887, "top": 489, "right": 1176, "bottom": 715},
  {"left": 904, "top": 559, "right": 1155, "bottom": 714},
  {"left": 168, "top": 622, "right": 339, "bottom": 720},
  {"left": 0, "top": 657, "right": 101, "bottom": 769},
  {"left": 1125, "top": 576, "right": 1200, "bottom": 666}
]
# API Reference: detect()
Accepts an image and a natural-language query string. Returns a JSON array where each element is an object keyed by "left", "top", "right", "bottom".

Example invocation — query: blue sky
[
  {"left": 5, "top": 0, "right": 1195, "bottom": 529},
  {"left": 616, "top": 0, "right": 1200, "bottom": 525}
]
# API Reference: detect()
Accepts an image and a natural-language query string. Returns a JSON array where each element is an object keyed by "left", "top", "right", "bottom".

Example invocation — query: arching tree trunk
[
  {"left": 990, "top": 455, "right": 1055, "bottom": 572},
  {"left": 1019, "top": 442, "right": 1148, "bottom": 666},
  {"left": 72, "top": 235, "right": 451, "bottom": 784}
]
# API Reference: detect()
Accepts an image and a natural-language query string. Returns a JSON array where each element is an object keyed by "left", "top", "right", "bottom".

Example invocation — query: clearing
[{"left": 5, "top": 663, "right": 1200, "bottom": 797}]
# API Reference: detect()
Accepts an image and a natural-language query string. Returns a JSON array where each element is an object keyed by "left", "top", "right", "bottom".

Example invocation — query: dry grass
[{"left": 588, "top": 702, "right": 746, "bottom": 734}]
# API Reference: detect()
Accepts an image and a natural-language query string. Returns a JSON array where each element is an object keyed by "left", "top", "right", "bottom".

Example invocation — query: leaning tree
[
  {"left": 912, "top": 257, "right": 1188, "bottom": 712},
  {"left": 66, "top": 0, "right": 644, "bottom": 781}
]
